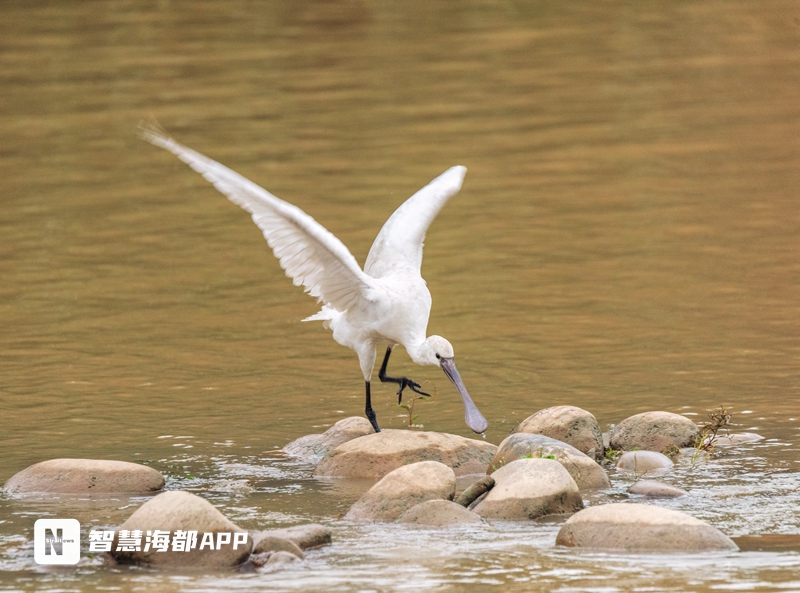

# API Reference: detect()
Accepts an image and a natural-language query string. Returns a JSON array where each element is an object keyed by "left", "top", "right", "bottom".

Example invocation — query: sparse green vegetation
[
  {"left": 694, "top": 406, "right": 733, "bottom": 454},
  {"left": 396, "top": 390, "right": 431, "bottom": 428}
]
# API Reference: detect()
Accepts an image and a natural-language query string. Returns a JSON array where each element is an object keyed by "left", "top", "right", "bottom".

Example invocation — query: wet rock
[
  {"left": 467, "top": 491, "right": 489, "bottom": 511},
  {"left": 264, "top": 550, "right": 301, "bottom": 570},
  {"left": 488, "top": 433, "right": 610, "bottom": 490},
  {"left": 732, "top": 534, "right": 800, "bottom": 552},
  {"left": 398, "top": 499, "right": 484, "bottom": 526},
  {"left": 711, "top": 432, "right": 764, "bottom": 447},
  {"left": 210, "top": 479, "right": 254, "bottom": 494},
  {"left": 110, "top": 490, "right": 252, "bottom": 568},
  {"left": 254, "top": 524, "right": 332, "bottom": 550},
  {"left": 284, "top": 417, "right": 375, "bottom": 463},
  {"left": 627, "top": 480, "right": 688, "bottom": 499},
  {"left": 608, "top": 411, "right": 699, "bottom": 453},
  {"left": 473, "top": 458, "right": 583, "bottom": 520},
  {"left": 4, "top": 459, "right": 164, "bottom": 494},
  {"left": 454, "top": 475, "right": 495, "bottom": 507},
  {"left": 244, "top": 552, "right": 270, "bottom": 570},
  {"left": 616, "top": 451, "right": 673, "bottom": 476},
  {"left": 314, "top": 430, "right": 496, "bottom": 479},
  {"left": 244, "top": 549, "right": 301, "bottom": 572},
  {"left": 252, "top": 536, "right": 304, "bottom": 559},
  {"left": 556, "top": 503, "right": 738, "bottom": 552},
  {"left": 513, "top": 406, "right": 604, "bottom": 459},
  {"left": 344, "top": 461, "right": 456, "bottom": 522}
]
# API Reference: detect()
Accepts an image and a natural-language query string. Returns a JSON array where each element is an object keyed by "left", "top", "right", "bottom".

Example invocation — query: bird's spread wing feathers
[
  {"left": 139, "top": 123, "right": 377, "bottom": 313},
  {"left": 364, "top": 166, "right": 466, "bottom": 278}
]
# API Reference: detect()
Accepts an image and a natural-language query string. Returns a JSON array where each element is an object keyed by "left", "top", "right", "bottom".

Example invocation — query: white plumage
[{"left": 140, "top": 123, "right": 487, "bottom": 434}]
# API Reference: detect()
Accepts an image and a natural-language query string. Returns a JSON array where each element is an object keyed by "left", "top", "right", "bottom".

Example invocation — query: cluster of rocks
[
  {"left": 284, "top": 406, "right": 751, "bottom": 552},
  {"left": 4, "top": 405, "right": 760, "bottom": 568},
  {"left": 3, "top": 459, "right": 330, "bottom": 571}
]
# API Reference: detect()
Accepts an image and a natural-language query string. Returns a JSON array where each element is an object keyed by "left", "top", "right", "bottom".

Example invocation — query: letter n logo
[
  {"left": 44, "top": 528, "right": 63, "bottom": 556},
  {"left": 34, "top": 519, "right": 81, "bottom": 565}
]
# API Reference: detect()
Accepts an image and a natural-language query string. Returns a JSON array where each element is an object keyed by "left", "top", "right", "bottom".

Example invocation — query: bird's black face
[{"left": 439, "top": 356, "right": 488, "bottom": 434}]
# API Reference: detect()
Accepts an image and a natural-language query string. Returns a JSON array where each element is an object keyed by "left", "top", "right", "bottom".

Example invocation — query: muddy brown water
[{"left": 1, "top": 1, "right": 799, "bottom": 591}]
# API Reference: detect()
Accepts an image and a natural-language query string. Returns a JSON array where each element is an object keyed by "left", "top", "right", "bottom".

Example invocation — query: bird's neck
[{"left": 405, "top": 339, "right": 436, "bottom": 366}]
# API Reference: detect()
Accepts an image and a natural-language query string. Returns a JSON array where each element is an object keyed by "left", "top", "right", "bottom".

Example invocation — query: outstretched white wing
[
  {"left": 364, "top": 166, "right": 466, "bottom": 279},
  {"left": 140, "top": 124, "right": 377, "bottom": 312}
]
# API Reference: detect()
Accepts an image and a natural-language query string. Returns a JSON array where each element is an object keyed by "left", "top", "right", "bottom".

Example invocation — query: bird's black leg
[
  {"left": 365, "top": 381, "right": 380, "bottom": 433},
  {"left": 378, "top": 346, "right": 430, "bottom": 404}
]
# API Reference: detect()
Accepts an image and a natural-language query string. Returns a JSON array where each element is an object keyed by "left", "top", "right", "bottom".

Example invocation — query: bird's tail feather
[{"left": 302, "top": 305, "right": 338, "bottom": 329}]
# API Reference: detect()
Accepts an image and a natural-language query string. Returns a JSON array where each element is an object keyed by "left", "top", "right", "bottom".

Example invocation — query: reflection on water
[{"left": 1, "top": 1, "right": 799, "bottom": 591}]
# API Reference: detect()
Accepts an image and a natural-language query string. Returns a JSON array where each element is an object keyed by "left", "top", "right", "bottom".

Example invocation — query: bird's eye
[{"left": 435, "top": 353, "right": 441, "bottom": 359}]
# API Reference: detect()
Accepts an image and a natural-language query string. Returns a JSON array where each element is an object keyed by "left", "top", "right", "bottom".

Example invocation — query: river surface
[{"left": 2, "top": 1, "right": 799, "bottom": 591}]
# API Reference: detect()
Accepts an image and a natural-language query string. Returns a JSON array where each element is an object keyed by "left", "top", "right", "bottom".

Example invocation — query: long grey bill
[{"left": 440, "top": 357, "right": 488, "bottom": 434}]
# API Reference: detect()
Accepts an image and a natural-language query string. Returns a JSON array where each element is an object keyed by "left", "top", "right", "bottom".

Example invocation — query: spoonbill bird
[{"left": 139, "top": 124, "right": 488, "bottom": 434}]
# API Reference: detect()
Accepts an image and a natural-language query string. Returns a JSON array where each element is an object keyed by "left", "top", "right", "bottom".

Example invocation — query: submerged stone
[
  {"left": 264, "top": 550, "right": 301, "bottom": 569},
  {"left": 314, "top": 429, "right": 496, "bottom": 479},
  {"left": 556, "top": 503, "right": 738, "bottom": 552},
  {"left": 253, "top": 524, "right": 332, "bottom": 551},
  {"left": 4, "top": 458, "right": 164, "bottom": 494},
  {"left": 398, "top": 499, "right": 484, "bottom": 526},
  {"left": 710, "top": 432, "right": 764, "bottom": 447},
  {"left": 210, "top": 479, "right": 254, "bottom": 494},
  {"left": 252, "top": 536, "right": 304, "bottom": 559},
  {"left": 616, "top": 450, "right": 673, "bottom": 476},
  {"left": 627, "top": 480, "right": 688, "bottom": 499}
]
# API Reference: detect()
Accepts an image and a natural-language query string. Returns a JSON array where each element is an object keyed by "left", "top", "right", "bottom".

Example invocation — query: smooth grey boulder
[
  {"left": 344, "top": 461, "right": 456, "bottom": 522},
  {"left": 284, "top": 417, "right": 375, "bottom": 463},
  {"left": 315, "top": 430, "right": 496, "bottom": 479},
  {"left": 608, "top": 411, "right": 699, "bottom": 453},
  {"left": 398, "top": 499, "right": 484, "bottom": 526},
  {"left": 513, "top": 406, "right": 604, "bottom": 459},
  {"left": 253, "top": 524, "right": 332, "bottom": 550},
  {"left": 4, "top": 459, "right": 164, "bottom": 494},
  {"left": 556, "top": 503, "right": 738, "bottom": 552},
  {"left": 473, "top": 458, "right": 583, "bottom": 520},
  {"left": 616, "top": 451, "right": 674, "bottom": 476},
  {"left": 627, "top": 480, "right": 688, "bottom": 499},
  {"left": 110, "top": 491, "right": 252, "bottom": 568},
  {"left": 488, "top": 433, "right": 610, "bottom": 490}
]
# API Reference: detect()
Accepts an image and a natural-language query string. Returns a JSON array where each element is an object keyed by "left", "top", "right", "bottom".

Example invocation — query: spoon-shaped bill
[{"left": 440, "top": 357, "right": 488, "bottom": 434}]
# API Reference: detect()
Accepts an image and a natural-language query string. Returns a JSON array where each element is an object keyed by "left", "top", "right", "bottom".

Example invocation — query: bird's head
[
  {"left": 421, "top": 335, "right": 488, "bottom": 434},
  {"left": 421, "top": 335, "right": 454, "bottom": 366}
]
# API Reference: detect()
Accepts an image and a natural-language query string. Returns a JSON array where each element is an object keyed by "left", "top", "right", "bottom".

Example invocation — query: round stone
[
  {"left": 4, "top": 459, "right": 164, "bottom": 494},
  {"left": 556, "top": 503, "right": 738, "bottom": 552}
]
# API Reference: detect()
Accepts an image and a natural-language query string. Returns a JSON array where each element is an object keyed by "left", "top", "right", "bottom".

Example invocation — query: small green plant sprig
[{"left": 396, "top": 391, "right": 431, "bottom": 428}]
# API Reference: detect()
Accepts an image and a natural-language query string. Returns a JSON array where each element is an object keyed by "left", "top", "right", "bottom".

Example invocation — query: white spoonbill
[{"left": 139, "top": 124, "right": 488, "bottom": 434}]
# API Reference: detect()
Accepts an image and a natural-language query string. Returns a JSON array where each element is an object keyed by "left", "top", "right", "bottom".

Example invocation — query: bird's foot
[
  {"left": 395, "top": 377, "right": 430, "bottom": 404},
  {"left": 366, "top": 410, "right": 381, "bottom": 433}
]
